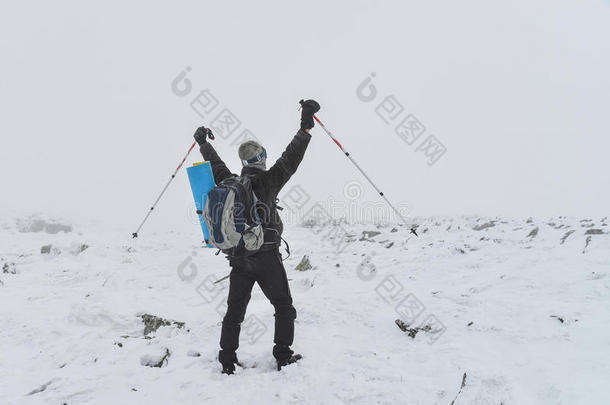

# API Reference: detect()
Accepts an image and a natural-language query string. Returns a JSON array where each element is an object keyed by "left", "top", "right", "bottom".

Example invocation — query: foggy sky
[{"left": 1, "top": 0, "right": 608, "bottom": 233}]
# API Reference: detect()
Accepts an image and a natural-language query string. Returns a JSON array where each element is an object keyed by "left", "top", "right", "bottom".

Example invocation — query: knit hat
[{"left": 238, "top": 140, "right": 267, "bottom": 169}]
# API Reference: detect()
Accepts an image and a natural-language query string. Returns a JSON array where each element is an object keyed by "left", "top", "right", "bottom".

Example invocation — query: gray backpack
[{"left": 202, "top": 175, "right": 265, "bottom": 252}]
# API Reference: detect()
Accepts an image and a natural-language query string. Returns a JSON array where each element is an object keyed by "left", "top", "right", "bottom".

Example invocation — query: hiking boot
[
  {"left": 219, "top": 350, "right": 240, "bottom": 375},
  {"left": 276, "top": 354, "right": 302, "bottom": 371},
  {"left": 221, "top": 363, "right": 235, "bottom": 375}
]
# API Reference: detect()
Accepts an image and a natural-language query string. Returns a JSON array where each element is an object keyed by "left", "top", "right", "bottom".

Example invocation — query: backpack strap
[
  {"left": 280, "top": 236, "right": 290, "bottom": 260},
  {"left": 261, "top": 228, "right": 290, "bottom": 260},
  {"left": 275, "top": 197, "right": 284, "bottom": 211}
]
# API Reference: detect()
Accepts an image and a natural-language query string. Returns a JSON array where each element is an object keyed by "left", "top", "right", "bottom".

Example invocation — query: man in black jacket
[{"left": 193, "top": 99, "right": 320, "bottom": 374}]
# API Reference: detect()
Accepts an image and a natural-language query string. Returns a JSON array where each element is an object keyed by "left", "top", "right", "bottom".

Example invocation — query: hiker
[{"left": 193, "top": 99, "right": 321, "bottom": 374}]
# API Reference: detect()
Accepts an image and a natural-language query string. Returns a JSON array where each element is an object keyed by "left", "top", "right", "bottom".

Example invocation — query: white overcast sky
[{"left": 1, "top": 0, "right": 608, "bottom": 232}]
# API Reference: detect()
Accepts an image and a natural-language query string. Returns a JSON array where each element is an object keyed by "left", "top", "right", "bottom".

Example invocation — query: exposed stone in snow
[
  {"left": 25, "top": 379, "right": 57, "bottom": 396},
  {"left": 140, "top": 348, "right": 170, "bottom": 368},
  {"left": 473, "top": 221, "right": 496, "bottom": 231},
  {"left": 527, "top": 227, "right": 539, "bottom": 238},
  {"left": 295, "top": 255, "right": 313, "bottom": 271},
  {"left": 140, "top": 314, "right": 185, "bottom": 337},
  {"left": 2, "top": 262, "right": 16, "bottom": 274},
  {"left": 360, "top": 230, "right": 381, "bottom": 240},
  {"left": 395, "top": 319, "right": 431, "bottom": 338},
  {"left": 560, "top": 230, "right": 575, "bottom": 244},
  {"left": 41, "top": 244, "right": 61, "bottom": 255},
  {"left": 18, "top": 218, "right": 72, "bottom": 234},
  {"left": 583, "top": 236, "right": 592, "bottom": 253},
  {"left": 73, "top": 243, "right": 89, "bottom": 254}
]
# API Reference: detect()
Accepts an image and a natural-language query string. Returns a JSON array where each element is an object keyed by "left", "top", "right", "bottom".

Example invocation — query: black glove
[
  {"left": 299, "top": 99, "right": 321, "bottom": 130},
  {"left": 193, "top": 126, "right": 214, "bottom": 145}
]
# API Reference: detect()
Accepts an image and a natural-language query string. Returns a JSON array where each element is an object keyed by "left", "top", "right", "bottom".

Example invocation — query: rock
[
  {"left": 583, "top": 236, "right": 592, "bottom": 253},
  {"left": 585, "top": 229, "right": 604, "bottom": 235},
  {"left": 25, "top": 380, "right": 56, "bottom": 396},
  {"left": 18, "top": 218, "right": 72, "bottom": 234},
  {"left": 360, "top": 230, "right": 381, "bottom": 240},
  {"left": 550, "top": 315, "right": 564, "bottom": 324},
  {"left": 295, "top": 255, "right": 312, "bottom": 271},
  {"left": 560, "top": 230, "right": 575, "bottom": 244},
  {"left": 451, "top": 373, "right": 468, "bottom": 405},
  {"left": 527, "top": 227, "right": 539, "bottom": 238},
  {"left": 384, "top": 241, "right": 394, "bottom": 249},
  {"left": 2, "top": 262, "right": 16, "bottom": 274},
  {"left": 187, "top": 350, "right": 201, "bottom": 357},
  {"left": 395, "top": 319, "right": 410, "bottom": 333},
  {"left": 140, "top": 348, "right": 171, "bottom": 368},
  {"left": 74, "top": 244, "right": 89, "bottom": 254},
  {"left": 140, "top": 314, "right": 185, "bottom": 336},
  {"left": 390, "top": 227, "right": 398, "bottom": 233},
  {"left": 41, "top": 245, "right": 61, "bottom": 255},
  {"left": 395, "top": 319, "right": 431, "bottom": 338},
  {"left": 473, "top": 221, "right": 495, "bottom": 231}
]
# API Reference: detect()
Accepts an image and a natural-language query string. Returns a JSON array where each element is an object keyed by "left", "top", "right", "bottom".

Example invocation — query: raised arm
[
  {"left": 265, "top": 129, "right": 312, "bottom": 192},
  {"left": 193, "top": 126, "right": 234, "bottom": 183},
  {"left": 265, "top": 99, "right": 320, "bottom": 193}
]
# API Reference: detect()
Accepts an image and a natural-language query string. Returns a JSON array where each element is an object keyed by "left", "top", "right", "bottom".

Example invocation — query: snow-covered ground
[{"left": 1, "top": 213, "right": 609, "bottom": 404}]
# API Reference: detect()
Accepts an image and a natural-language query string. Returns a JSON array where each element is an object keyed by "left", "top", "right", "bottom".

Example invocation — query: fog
[{"left": 1, "top": 0, "right": 608, "bottom": 233}]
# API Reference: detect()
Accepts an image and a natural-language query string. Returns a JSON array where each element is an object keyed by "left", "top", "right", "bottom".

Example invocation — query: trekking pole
[
  {"left": 313, "top": 115, "right": 418, "bottom": 236},
  {"left": 213, "top": 274, "right": 230, "bottom": 284},
  {"left": 132, "top": 139, "right": 203, "bottom": 238}
]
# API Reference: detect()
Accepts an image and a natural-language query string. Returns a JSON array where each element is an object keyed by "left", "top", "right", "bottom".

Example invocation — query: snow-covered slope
[{"left": 1, "top": 214, "right": 609, "bottom": 404}]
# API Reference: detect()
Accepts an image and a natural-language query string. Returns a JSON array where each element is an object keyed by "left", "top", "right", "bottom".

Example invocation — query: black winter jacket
[{"left": 199, "top": 129, "right": 311, "bottom": 248}]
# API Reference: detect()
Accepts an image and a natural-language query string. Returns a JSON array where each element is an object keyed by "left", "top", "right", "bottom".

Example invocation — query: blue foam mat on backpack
[{"left": 186, "top": 162, "right": 215, "bottom": 247}]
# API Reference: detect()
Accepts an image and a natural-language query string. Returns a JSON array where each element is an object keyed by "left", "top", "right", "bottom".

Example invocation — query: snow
[{"left": 1, "top": 213, "right": 609, "bottom": 404}]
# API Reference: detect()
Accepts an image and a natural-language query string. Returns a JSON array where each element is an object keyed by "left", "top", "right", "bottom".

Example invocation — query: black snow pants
[{"left": 219, "top": 248, "right": 296, "bottom": 364}]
